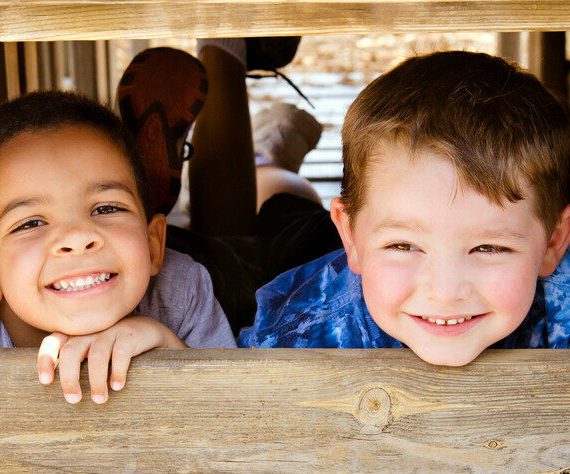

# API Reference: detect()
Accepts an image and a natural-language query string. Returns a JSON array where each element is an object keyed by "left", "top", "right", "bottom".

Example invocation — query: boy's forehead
[
  {"left": 0, "top": 125, "right": 131, "bottom": 169},
  {"left": 0, "top": 125, "right": 138, "bottom": 189}
]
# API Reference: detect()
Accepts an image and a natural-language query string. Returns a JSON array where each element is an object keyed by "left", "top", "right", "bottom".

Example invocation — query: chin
[
  {"left": 62, "top": 312, "right": 125, "bottom": 336},
  {"left": 411, "top": 346, "right": 484, "bottom": 367}
]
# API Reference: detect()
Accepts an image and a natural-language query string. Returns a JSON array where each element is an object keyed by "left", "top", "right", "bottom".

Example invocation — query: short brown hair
[{"left": 341, "top": 51, "right": 570, "bottom": 236}]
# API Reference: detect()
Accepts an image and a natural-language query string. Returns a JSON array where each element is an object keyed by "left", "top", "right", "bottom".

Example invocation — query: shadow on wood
[{"left": 1, "top": 348, "right": 569, "bottom": 472}]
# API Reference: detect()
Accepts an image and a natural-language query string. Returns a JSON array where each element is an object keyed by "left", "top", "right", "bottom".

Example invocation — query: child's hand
[{"left": 36, "top": 316, "right": 187, "bottom": 404}]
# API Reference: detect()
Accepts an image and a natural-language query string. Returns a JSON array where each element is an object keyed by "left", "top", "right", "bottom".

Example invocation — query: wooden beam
[
  {"left": 1, "top": 348, "right": 569, "bottom": 471},
  {"left": 0, "top": 1, "right": 569, "bottom": 41}
]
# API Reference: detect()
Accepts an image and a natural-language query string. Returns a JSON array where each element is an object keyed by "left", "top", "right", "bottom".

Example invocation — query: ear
[
  {"left": 539, "top": 205, "right": 570, "bottom": 277},
  {"left": 147, "top": 214, "right": 167, "bottom": 276},
  {"left": 330, "top": 197, "right": 362, "bottom": 274}
]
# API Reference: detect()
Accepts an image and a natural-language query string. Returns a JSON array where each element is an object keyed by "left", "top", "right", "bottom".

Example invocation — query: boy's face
[
  {"left": 0, "top": 125, "right": 165, "bottom": 336},
  {"left": 332, "top": 145, "right": 569, "bottom": 366}
]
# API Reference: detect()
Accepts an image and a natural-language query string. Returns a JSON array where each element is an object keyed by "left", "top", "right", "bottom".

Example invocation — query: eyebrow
[
  {"left": 372, "top": 219, "right": 428, "bottom": 234},
  {"left": 0, "top": 196, "right": 50, "bottom": 220},
  {"left": 0, "top": 181, "right": 136, "bottom": 221},
  {"left": 86, "top": 181, "right": 136, "bottom": 197},
  {"left": 373, "top": 220, "right": 528, "bottom": 242},
  {"left": 472, "top": 229, "right": 528, "bottom": 241}
]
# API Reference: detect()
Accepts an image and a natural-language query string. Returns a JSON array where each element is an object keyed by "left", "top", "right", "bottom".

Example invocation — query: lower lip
[
  {"left": 409, "top": 313, "right": 488, "bottom": 336},
  {"left": 45, "top": 274, "right": 118, "bottom": 298}
]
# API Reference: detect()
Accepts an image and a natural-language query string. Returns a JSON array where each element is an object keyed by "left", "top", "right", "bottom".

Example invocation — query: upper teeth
[
  {"left": 51, "top": 273, "right": 111, "bottom": 291},
  {"left": 420, "top": 316, "right": 472, "bottom": 325}
]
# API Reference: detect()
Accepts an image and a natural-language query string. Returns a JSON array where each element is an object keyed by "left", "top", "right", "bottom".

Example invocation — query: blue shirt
[{"left": 238, "top": 249, "right": 570, "bottom": 349}]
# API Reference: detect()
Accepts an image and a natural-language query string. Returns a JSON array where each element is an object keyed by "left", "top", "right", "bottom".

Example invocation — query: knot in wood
[
  {"left": 485, "top": 439, "right": 504, "bottom": 450},
  {"left": 356, "top": 387, "right": 391, "bottom": 429}
]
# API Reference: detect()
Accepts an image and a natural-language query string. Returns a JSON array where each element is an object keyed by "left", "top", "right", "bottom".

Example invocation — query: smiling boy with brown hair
[{"left": 239, "top": 51, "right": 570, "bottom": 365}]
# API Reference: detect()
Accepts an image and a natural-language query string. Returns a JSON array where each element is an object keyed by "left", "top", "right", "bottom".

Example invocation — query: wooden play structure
[{"left": 0, "top": 2, "right": 569, "bottom": 472}]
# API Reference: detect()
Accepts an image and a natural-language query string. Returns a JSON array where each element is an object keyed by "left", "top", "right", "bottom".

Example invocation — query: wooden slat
[
  {"left": 95, "top": 40, "right": 109, "bottom": 104},
  {"left": 23, "top": 42, "right": 39, "bottom": 92},
  {"left": 1, "top": 348, "right": 569, "bottom": 472},
  {"left": 37, "top": 42, "right": 53, "bottom": 90},
  {"left": 0, "top": 1, "right": 569, "bottom": 41},
  {"left": 2, "top": 42, "right": 19, "bottom": 99}
]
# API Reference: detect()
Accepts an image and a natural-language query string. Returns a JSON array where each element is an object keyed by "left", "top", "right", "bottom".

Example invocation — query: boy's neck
[{"left": 0, "top": 300, "right": 49, "bottom": 347}]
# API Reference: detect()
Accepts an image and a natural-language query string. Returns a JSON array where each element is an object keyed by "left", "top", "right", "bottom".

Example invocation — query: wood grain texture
[
  {"left": 1, "top": 348, "right": 569, "bottom": 472},
  {"left": 0, "top": 1, "right": 569, "bottom": 41}
]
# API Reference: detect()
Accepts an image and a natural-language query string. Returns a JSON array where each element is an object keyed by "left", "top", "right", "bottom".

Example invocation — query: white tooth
[
  {"left": 68, "top": 280, "right": 75, "bottom": 288},
  {"left": 421, "top": 316, "right": 428, "bottom": 320},
  {"left": 457, "top": 318, "right": 465, "bottom": 323},
  {"left": 60, "top": 280, "right": 69, "bottom": 289},
  {"left": 75, "top": 278, "right": 85, "bottom": 287},
  {"left": 96, "top": 280, "right": 102, "bottom": 285},
  {"left": 435, "top": 319, "right": 446, "bottom": 325},
  {"left": 465, "top": 316, "right": 472, "bottom": 320},
  {"left": 106, "top": 273, "right": 111, "bottom": 280},
  {"left": 86, "top": 276, "right": 94, "bottom": 285},
  {"left": 427, "top": 317, "right": 436, "bottom": 323},
  {"left": 99, "top": 273, "right": 106, "bottom": 281},
  {"left": 447, "top": 319, "right": 458, "bottom": 325},
  {"left": 53, "top": 282, "right": 62, "bottom": 290}
]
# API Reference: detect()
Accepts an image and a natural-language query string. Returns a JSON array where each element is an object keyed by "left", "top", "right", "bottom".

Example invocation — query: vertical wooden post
[
  {"left": 73, "top": 41, "right": 97, "bottom": 99},
  {"left": 497, "top": 32, "right": 521, "bottom": 63},
  {"left": 23, "top": 42, "right": 40, "bottom": 92},
  {"left": 3, "top": 42, "right": 20, "bottom": 99},
  {"left": 0, "top": 44, "right": 6, "bottom": 102},
  {"left": 52, "top": 41, "right": 66, "bottom": 90},
  {"left": 95, "top": 40, "right": 109, "bottom": 104},
  {"left": 38, "top": 42, "right": 53, "bottom": 90},
  {"left": 528, "top": 31, "right": 568, "bottom": 104}
]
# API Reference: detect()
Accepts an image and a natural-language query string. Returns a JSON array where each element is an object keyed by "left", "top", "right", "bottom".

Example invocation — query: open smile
[
  {"left": 46, "top": 272, "right": 118, "bottom": 295},
  {"left": 417, "top": 315, "right": 474, "bottom": 326},
  {"left": 408, "top": 312, "right": 488, "bottom": 335}
]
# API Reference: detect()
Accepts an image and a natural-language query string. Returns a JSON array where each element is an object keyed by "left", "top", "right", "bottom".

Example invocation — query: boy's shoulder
[
  {"left": 238, "top": 249, "right": 401, "bottom": 348},
  {"left": 541, "top": 249, "right": 570, "bottom": 348},
  {"left": 136, "top": 248, "right": 236, "bottom": 348}
]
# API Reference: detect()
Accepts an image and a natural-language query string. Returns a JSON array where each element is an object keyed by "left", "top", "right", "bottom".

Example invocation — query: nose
[
  {"left": 52, "top": 223, "right": 104, "bottom": 256},
  {"left": 422, "top": 255, "right": 471, "bottom": 303}
]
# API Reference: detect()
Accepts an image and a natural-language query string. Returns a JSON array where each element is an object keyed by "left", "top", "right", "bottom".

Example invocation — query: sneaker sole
[{"left": 118, "top": 47, "right": 208, "bottom": 215}]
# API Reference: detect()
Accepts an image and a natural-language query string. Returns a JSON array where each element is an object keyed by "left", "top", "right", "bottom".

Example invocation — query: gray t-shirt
[{"left": 0, "top": 248, "right": 237, "bottom": 348}]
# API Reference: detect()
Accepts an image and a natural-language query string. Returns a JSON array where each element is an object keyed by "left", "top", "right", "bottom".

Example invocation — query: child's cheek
[
  {"left": 482, "top": 271, "right": 538, "bottom": 330},
  {"left": 360, "top": 259, "right": 414, "bottom": 325}
]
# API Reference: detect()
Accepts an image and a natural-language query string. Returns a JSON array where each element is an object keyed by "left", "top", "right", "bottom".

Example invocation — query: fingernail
[
  {"left": 92, "top": 394, "right": 107, "bottom": 404},
  {"left": 111, "top": 381, "right": 124, "bottom": 391},
  {"left": 38, "top": 372, "right": 51, "bottom": 385},
  {"left": 64, "top": 393, "right": 81, "bottom": 404}
]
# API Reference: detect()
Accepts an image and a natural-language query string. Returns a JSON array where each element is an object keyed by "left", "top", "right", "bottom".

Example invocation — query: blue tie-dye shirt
[{"left": 238, "top": 249, "right": 570, "bottom": 349}]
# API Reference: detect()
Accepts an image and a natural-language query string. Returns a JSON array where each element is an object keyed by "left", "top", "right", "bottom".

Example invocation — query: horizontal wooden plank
[
  {"left": 1, "top": 348, "right": 569, "bottom": 472},
  {"left": 0, "top": 1, "right": 569, "bottom": 41}
]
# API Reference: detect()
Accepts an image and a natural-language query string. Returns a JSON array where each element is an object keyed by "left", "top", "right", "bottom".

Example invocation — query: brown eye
[
  {"left": 12, "top": 219, "right": 45, "bottom": 233},
  {"left": 92, "top": 205, "right": 124, "bottom": 216},
  {"left": 472, "top": 245, "right": 510, "bottom": 254},
  {"left": 388, "top": 243, "right": 418, "bottom": 252}
]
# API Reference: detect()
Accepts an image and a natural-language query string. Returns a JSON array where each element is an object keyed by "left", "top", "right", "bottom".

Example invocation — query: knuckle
[
  {"left": 112, "top": 341, "right": 132, "bottom": 359},
  {"left": 87, "top": 347, "right": 108, "bottom": 363},
  {"left": 58, "top": 343, "right": 76, "bottom": 359}
]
